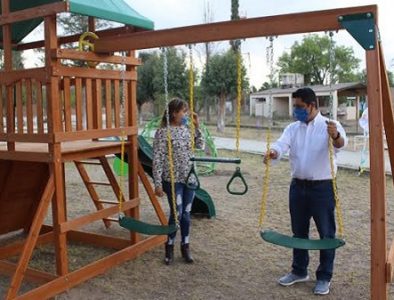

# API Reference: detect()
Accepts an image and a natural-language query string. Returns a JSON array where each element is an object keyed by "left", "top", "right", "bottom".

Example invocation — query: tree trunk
[{"left": 217, "top": 93, "right": 226, "bottom": 133}]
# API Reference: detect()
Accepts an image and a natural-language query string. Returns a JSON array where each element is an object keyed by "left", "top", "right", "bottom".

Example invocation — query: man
[{"left": 264, "top": 87, "right": 347, "bottom": 295}]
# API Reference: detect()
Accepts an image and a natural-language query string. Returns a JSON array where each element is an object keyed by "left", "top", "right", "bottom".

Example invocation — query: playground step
[
  {"left": 97, "top": 199, "right": 120, "bottom": 205},
  {"left": 87, "top": 181, "right": 112, "bottom": 186},
  {"left": 75, "top": 160, "right": 102, "bottom": 165}
]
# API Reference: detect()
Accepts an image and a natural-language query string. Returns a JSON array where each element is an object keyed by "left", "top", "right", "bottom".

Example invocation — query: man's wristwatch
[{"left": 333, "top": 132, "right": 341, "bottom": 140}]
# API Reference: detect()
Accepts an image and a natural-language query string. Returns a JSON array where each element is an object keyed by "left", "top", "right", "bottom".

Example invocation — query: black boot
[
  {"left": 164, "top": 244, "right": 174, "bottom": 265},
  {"left": 181, "top": 243, "right": 194, "bottom": 263}
]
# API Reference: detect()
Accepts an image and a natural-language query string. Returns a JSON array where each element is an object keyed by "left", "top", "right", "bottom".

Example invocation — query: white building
[{"left": 250, "top": 83, "right": 367, "bottom": 121}]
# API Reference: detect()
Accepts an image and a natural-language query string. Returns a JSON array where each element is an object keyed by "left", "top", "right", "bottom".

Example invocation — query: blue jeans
[
  {"left": 162, "top": 181, "right": 195, "bottom": 245},
  {"left": 289, "top": 179, "right": 336, "bottom": 281}
]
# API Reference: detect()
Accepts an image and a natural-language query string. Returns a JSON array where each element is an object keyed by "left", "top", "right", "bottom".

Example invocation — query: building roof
[
  {"left": 251, "top": 82, "right": 367, "bottom": 97},
  {"left": 0, "top": 0, "right": 154, "bottom": 45}
]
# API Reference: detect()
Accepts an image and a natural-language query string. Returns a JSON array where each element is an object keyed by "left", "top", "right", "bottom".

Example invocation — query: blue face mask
[
  {"left": 293, "top": 107, "right": 309, "bottom": 123},
  {"left": 181, "top": 116, "right": 189, "bottom": 126}
]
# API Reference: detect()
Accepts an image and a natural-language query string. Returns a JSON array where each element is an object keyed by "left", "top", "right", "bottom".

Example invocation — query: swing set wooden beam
[{"left": 94, "top": 5, "right": 377, "bottom": 52}]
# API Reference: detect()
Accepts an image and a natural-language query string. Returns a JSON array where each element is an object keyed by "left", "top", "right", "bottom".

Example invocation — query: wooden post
[
  {"left": 367, "top": 43, "right": 388, "bottom": 300},
  {"left": 127, "top": 50, "right": 140, "bottom": 244},
  {"left": 1, "top": 0, "right": 15, "bottom": 151},
  {"left": 45, "top": 15, "right": 69, "bottom": 276}
]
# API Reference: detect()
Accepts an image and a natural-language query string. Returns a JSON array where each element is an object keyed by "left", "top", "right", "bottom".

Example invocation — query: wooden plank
[
  {"left": 5, "top": 133, "right": 53, "bottom": 143},
  {"left": 51, "top": 157, "right": 69, "bottom": 277},
  {"left": 67, "top": 230, "right": 129, "bottom": 250},
  {"left": 52, "top": 49, "right": 141, "bottom": 65},
  {"left": 54, "top": 126, "right": 137, "bottom": 142},
  {"left": 85, "top": 78, "right": 93, "bottom": 130},
  {"left": 35, "top": 80, "right": 45, "bottom": 134},
  {"left": 0, "top": 151, "right": 51, "bottom": 162},
  {"left": 380, "top": 45, "right": 394, "bottom": 189},
  {"left": 367, "top": 44, "right": 388, "bottom": 300},
  {"left": 52, "top": 66, "right": 137, "bottom": 81},
  {"left": 114, "top": 80, "right": 120, "bottom": 127},
  {"left": 2, "top": 0, "right": 15, "bottom": 150},
  {"left": 0, "top": 85, "right": 4, "bottom": 133},
  {"left": 75, "top": 78, "right": 83, "bottom": 131},
  {"left": 0, "top": 2, "right": 68, "bottom": 26},
  {"left": 5, "top": 175, "right": 54, "bottom": 299},
  {"left": 25, "top": 79, "right": 34, "bottom": 134},
  {"left": 16, "top": 235, "right": 166, "bottom": 300},
  {"left": 63, "top": 77, "right": 72, "bottom": 131},
  {"left": 138, "top": 163, "right": 168, "bottom": 224},
  {"left": 0, "top": 261, "right": 57, "bottom": 285},
  {"left": 127, "top": 55, "right": 139, "bottom": 243},
  {"left": 16, "top": 25, "right": 143, "bottom": 51},
  {"left": 15, "top": 81, "right": 23, "bottom": 134},
  {"left": 95, "top": 5, "right": 378, "bottom": 52},
  {"left": 94, "top": 79, "right": 103, "bottom": 129},
  {"left": 0, "top": 68, "right": 47, "bottom": 86},
  {"left": 105, "top": 79, "right": 112, "bottom": 128},
  {"left": 0, "top": 232, "right": 54, "bottom": 260},
  {"left": 74, "top": 161, "right": 111, "bottom": 228},
  {"left": 62, "top": 145, "right": 122, "bottom": 162},
  {"left": 59, "top": 198, "right": 140, "bottom": 233},
  {"left": 387, "top": 238, "right": 394, "bottom": 282}
]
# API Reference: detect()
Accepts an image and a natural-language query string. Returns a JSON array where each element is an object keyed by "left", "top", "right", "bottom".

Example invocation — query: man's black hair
[{"left": 292, "top": 87, "right": 317, "bottom": 106}]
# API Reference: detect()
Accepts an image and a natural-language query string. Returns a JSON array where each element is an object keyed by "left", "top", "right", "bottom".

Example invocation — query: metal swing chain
[
  {"left": 235, "top": 49, "right": 242, "bottom": 157},
  {"left": 327, "top": 31, "right": 344, "bottom": 237},
  {"left": 118, "top": 53, "right": 127, "bottom": 216},
  {"left": 162, "top": 48, "right": 179, "bottom": 227},
  {"left": 259, "top": 36, "right": 275, "bottom": 228},
  {"left": 188, "top": 44, "right": 196, "bottom": 153}
]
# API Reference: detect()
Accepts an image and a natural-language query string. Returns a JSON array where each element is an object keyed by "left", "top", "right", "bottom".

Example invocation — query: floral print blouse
[{"left": 153, "top": 125, "right": 204, "bottom": 189}]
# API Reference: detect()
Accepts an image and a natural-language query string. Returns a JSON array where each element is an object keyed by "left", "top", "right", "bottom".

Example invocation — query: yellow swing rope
[
  {"left": 259, "top": 37, "right": 274, "bottom": 229},
  {"left": 328, "top": 31, "right": 344, "bottom": 237}
]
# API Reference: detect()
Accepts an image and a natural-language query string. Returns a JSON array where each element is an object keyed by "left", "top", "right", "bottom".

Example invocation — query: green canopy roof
[{"left": 0, "top": 0, "right": 154, "bottom": 45}]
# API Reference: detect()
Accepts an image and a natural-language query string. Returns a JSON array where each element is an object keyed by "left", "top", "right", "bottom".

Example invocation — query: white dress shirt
[{"left": 271, "top": 112, "right": 347, "bottom": 180}]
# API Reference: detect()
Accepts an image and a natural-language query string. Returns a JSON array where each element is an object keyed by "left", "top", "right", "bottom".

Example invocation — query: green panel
[
  {"left": 119, "top": 215, "right": 177, "bottom": 235},
  {"left": 261, "top": 230, "right": 345, "bottom": 250},
  {"left": 0, "top": 0, "right": 56, "bottom": 44},
  {"left": 69, "top": 0, "right": 154, "bottom": 30},
  {"left": 0, "top": 0, "right": 153, "bottom": 47},
  {"left": 338, "top": 12, "right": 376, "bottom": 50}
]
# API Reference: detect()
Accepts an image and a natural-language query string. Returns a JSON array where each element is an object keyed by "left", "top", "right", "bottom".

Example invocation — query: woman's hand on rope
[
  {"left": 155, "top": 187, "right": 164, "bottom": 197},
  {"left": 191, "top": 112, "right": 199, "bottom": 129},
  {"left": 263, "top": 149, "right": 278, "bottom": 164}
]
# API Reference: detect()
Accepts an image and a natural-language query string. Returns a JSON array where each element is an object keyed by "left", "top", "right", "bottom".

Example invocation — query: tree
[
  {"left": 0, "top": 50, "right": 24, "bottom": 70},
  {"left": 277, "top": 34, "right": 360, "bottom": 85},
  {"left": 136, "top": 48, "right": 188, "bottom": 115},
  {"left": 230, "top": 0, "right": 241, "bottom": 52},
  {"left": 201, "top": 50, "right": 248, "bottom": 132},
  {"left": 388, "top": 71, "right": 394, "bottom": 87}
]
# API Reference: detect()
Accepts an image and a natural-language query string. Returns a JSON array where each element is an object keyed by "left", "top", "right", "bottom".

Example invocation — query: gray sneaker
[
  {"left": 313, "top": 280, "right": 331, "bottom": 295},
  {"left": 278, "top": 272, "right": 310, "bottom": 286}
]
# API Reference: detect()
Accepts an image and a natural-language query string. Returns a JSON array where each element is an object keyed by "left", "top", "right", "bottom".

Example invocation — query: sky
[{"left": 126, "top": 0, "right": 394, "bottom": 89}]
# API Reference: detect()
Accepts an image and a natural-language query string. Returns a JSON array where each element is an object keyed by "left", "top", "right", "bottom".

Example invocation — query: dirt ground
[{"left": 1, "top": 149, "right": 394, "bottom": 299}]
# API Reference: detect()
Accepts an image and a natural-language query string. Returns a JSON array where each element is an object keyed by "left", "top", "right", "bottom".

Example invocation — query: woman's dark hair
[
  {"left": 160, "top": 98, "right": 188, "bottom": 127},
  {"left": 292, "top": 87, "right": 317, "bottom": 107}
]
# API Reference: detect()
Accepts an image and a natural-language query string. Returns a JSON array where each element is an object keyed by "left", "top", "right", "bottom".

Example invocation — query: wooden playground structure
[{"left": 0, "top": 1, "right": 392, "bottom": 299}]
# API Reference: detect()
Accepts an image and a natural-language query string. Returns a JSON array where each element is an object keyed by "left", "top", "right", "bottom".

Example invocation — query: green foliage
[
  {"left": 388, "top": 71, "right": 394, "bottom": 87},
  {"left": 137, "top": 48, "right": 188, "bottom": 107},
  {"left": 277, "top": 34, "right": 360, "bottom": 84},
  {"left": 201, "top": 50, "right": 249, "bottom": 98}
]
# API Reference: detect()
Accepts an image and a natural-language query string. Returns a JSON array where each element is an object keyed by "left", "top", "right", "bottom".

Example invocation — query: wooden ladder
[{"left": 74, "top": 157, "right": 125, "bottom": 228}]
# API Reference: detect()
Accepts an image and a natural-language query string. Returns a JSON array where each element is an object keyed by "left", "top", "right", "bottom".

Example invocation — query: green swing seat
[
  {"left": 260, "top": 230, "right": 345, "bottom": 250},
  {"left": 119, "top": 215, "right": 177, "bottom": 236}
]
